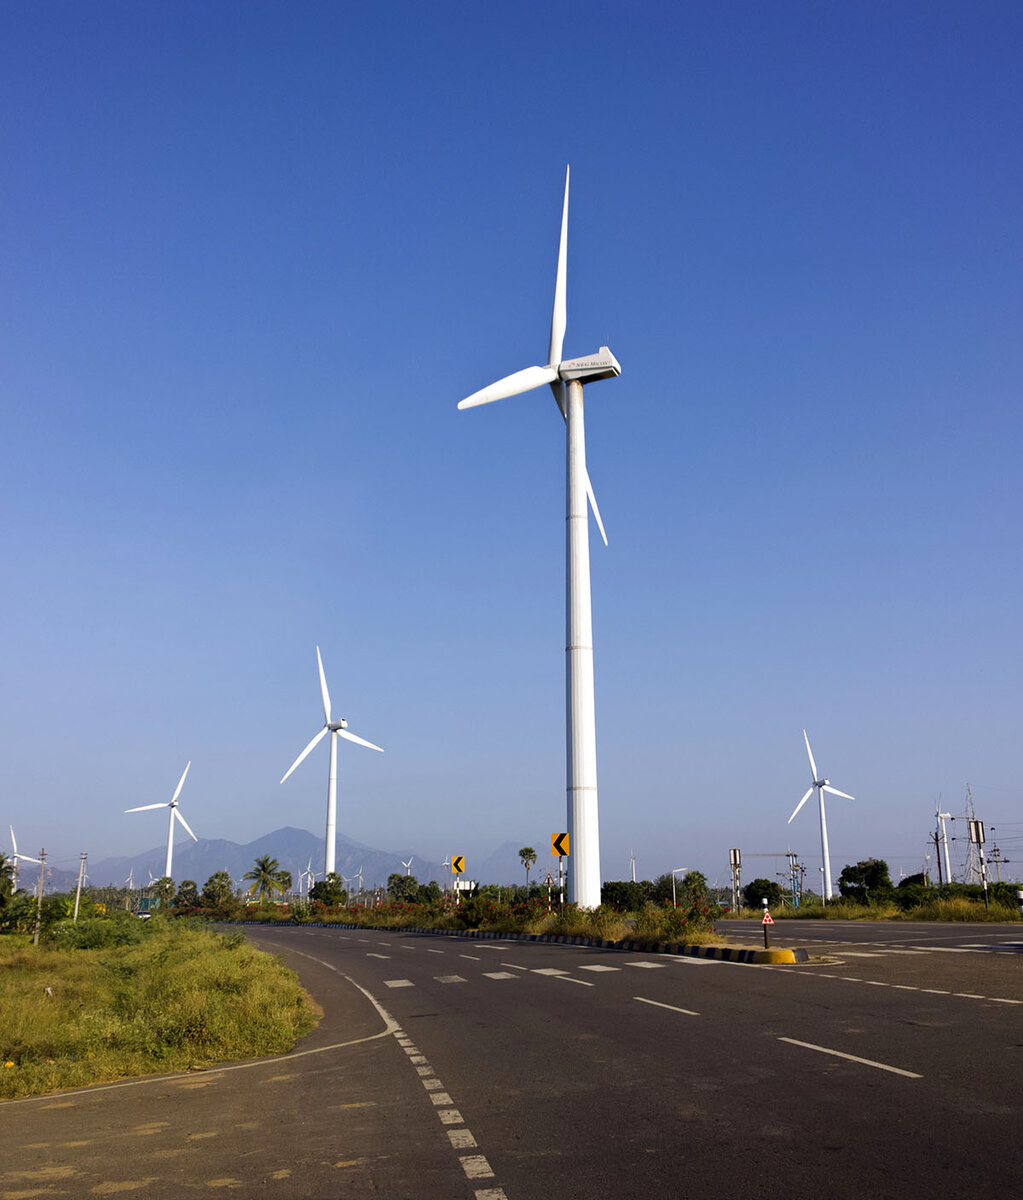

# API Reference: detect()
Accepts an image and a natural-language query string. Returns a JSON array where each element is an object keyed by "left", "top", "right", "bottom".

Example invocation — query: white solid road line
[
  {"left": 555, "top": 975, "right": 594, "bottom": 987},
  {"left": 779, "top": 1037, "right": 922, "bottom": 1078},
  {"left": 634, "top": 996, "right": 699, "bottom": 1017}
]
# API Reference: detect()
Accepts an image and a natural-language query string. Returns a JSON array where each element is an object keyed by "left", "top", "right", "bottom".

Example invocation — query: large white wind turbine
[
  {"left": 457, "top": 166, "right": 620, "bottom": 908},
  {"left": 9, "top": 825, "right": 41, "bottom": 891},
  {"left": 125, "top": 762, "right": 197, "bottom": 880},
  {"left": 787, "top": 731, "right": 854, "bottom": 900},
  {"left": 280, "top": 646, "right": 383, "bottom": 879}
]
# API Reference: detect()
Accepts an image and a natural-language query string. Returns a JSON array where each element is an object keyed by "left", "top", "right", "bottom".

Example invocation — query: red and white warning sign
[{"left": 762, "top": 911, "right": 775, "bottom": 925}]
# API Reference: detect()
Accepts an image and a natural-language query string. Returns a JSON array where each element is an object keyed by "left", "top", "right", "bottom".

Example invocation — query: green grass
[
  {"left": 729, "top": 898, "right": 1019, "bottom": 922},
  {"left": 0, "top": 921, "right": 319, "bottom": 1100}
]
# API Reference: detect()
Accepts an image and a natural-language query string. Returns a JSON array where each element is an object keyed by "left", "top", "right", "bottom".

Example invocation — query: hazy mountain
[{"left": 76, "top": 827, "right": 447, "bottom": 891}]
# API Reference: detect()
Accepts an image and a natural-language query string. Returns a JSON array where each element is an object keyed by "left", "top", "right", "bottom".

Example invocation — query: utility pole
[
  {"left": 930, "top": 831, "right": 943, "bottom": 884},
  {"left": 32, "top": 849, "right": 46, "bottom": 946},
  {"left": 989, "top": 845, "right": 1010, "bottom": 883},
  {"left": 73, "top": 852, "right": 87, "bottom": 922}
]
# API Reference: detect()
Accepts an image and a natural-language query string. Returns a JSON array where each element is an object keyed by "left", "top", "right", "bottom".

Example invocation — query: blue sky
[{"left": 3, "top": 1, "right": 1021, "bottom": 888}]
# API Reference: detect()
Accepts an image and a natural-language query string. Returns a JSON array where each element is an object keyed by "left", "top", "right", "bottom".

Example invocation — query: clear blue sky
[{"left": 3, "top": 1, "right": 1021, "bottom": 888}]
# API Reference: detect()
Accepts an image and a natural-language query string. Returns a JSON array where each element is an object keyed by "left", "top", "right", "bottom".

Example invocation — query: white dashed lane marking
[
  {"left": 779, "top": 1037, "right": 922, "bottom": 1079},
  {"left": 384, "top": 979, "right": 414, "bottom": 988},
  {"left": 578, "top": 964, "right": 620, "bottom": 972},
  {"left": 626, "top": 961, "right": 666, "bottom": 969},
  {"left": 483, "top": 972, "right": 517, "bottom": 980},
  {"left": 634, "top": 996, "right": 699, "bottom": 1017},
  {"left": 435, "top": 975, "right": 467, "bottom": 984}
]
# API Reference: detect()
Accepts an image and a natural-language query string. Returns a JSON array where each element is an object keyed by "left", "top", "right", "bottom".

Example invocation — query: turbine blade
[
  {"left": 170, "top": 761, "right": 191, "bottom": 805},
  {"left": 280, "top": 727, "right": 329, "bottom": 783},
  {"left": 174, "top": 808, "right": 199, "bottom": 842},
  {"left": 548, "top": 164, "right": 569, "bottom": 367},
  {"left": 9, "top": 826, "right": 17, "bottom": 855},
  {"left": 125, "top": 803, "right": 171, "bottom": 813},
  {"left": 803, "top": 730, "right": 818, "bottom": 780},
  {"left": 18, "top": 853, "right": 41, "bottom": 864},
  {"left": 586, "top": 470, "right": 608, "bottom": 546},
  {"left": 788, "top": 787, "right": 815, "bottom": 824},
  {"left": 823, "top": 786, "right": 855, "bottom": 801},
  {"left": 316, "top": 645, "right": 332, "bottom": 723},
  {"left": 338, "top": 728, "right": 384, "bottom": 753},
  {"left": 458, "top": 365, "right": 557, "bottom": 410},
  {"left": 550, "top": 377, "right": 567, "bottom": 419}
]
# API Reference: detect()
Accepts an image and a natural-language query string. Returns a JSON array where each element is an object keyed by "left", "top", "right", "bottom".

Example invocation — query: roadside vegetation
[
  {"left": 734, "top": 861, "right": 1021, "bottom": 922},
  {"left": 223, "top": 867, "right": 724, "bottom": 945},
  {"left": 0, "top": 916, "right": 319, "bottom": 1101}
]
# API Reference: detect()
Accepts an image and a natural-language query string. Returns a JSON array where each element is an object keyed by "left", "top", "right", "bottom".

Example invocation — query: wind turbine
[
  {"left": 787, "top": 731, "right": 854, "bottom": 900},
  {"left": 402, "top": 856, "right": 414, "bottom": 876},
  {"left": 9, "top": 826, "right": 41, "bottom": 892},
  {"left": 457, "top": 166, "right": 620, "bottom": 908},
  {"left": 125, "top": 762, "right": 197, "bottom": 880},
  {"left": 280, "top": 646, "right": 384, "bottom": 879}
]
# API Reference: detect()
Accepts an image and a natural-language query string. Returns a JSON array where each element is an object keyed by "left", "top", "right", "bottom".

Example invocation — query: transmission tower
[{"left": 963, "top": 784, "right": 983, "bottom": 885}]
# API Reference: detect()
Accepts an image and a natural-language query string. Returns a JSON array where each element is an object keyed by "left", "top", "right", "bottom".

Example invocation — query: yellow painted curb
[{"left": 750, "top": 948, "right": 797, "bottom": 964}]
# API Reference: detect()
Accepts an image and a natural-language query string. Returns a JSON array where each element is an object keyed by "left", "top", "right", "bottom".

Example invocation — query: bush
[{"left": 45, "top": 912, "right": 146, "bottom": 950}]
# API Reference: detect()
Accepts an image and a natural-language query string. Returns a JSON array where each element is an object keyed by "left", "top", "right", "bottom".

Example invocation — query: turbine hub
[{"left": 329, "top": 718, "right": 348, "bottom": 732}]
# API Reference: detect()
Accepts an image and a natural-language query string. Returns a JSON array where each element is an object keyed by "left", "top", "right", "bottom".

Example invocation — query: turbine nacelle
[
  {"left": 558, "top": 346, "right": 621, "bottom": 384},
  {"left": 328, "top": 718, "right": 349, "bottom": 732}
]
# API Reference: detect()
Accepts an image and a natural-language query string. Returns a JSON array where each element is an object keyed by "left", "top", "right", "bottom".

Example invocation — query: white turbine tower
[
  {"left": 402, "top": 856, "right": 414, "bottom": 876},
  {"left": 457, "top": 165, "right": 620, "bottom": 908},
  {"left": 125, "top": 762, "right": 197, "bottom": 880},
  {"left": 935, "top": 805, "right": 954, "bottom": 883},
  {"left": 281, "top": 646, "right": 383, "bottom": 879},
  {"left": 787, "top": 731, "right": 854, "bottom": 901},
  {"left": 9, "top": 826, "right": 41, "bottom": 891}
]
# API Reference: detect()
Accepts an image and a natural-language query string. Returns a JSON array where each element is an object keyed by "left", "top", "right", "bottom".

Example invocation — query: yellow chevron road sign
[
  {"left": 451, "top": 855, "right": 465, "bottom": 874},
  {"left": 551, "top": 832, "right": 569, "bottom": 857}
]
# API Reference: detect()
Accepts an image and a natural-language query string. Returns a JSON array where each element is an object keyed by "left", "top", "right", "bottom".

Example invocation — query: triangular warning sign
[{"left": 762, "top": 912, "right": 775, "bottom": 925}]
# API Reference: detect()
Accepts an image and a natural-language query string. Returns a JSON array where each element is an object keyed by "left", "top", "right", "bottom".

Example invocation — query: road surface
[{"left": 1, "top": 922, "right": 1019, "bottom": 1198}]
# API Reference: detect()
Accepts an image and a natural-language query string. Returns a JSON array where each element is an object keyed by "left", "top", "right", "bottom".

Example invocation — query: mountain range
[{"left": 39, "top": 831, "right": 551, "bottom": 893}]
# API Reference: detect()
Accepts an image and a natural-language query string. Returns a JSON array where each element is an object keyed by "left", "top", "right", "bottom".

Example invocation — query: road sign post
[
  {"left": 451, "top": 855, "right": 464, "bottom": 904},
  {"left": 969, "top": 821, "right": 989, "bottom": 909},
  {"left": 761, "top": 899, "right": 774, "bottom": 948},
  {"left": 552, "top": 834, "right": 569, "bottom": 908},
  {"left": 729, "top": 849, "right": 741, "bottom": 914}
]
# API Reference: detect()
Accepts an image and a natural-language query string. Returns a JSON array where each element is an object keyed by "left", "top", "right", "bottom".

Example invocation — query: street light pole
[{"left": 671, "top": 867, "right": 688, "bottom": 908}]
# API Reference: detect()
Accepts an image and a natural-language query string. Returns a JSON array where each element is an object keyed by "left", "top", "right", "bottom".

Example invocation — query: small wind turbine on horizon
[
  {"left": 457, "top": 165, "right": 621, "bottom": 908},
  {"left": 280, "top": 646, "right": 384, "bottom": 880},
  {"left": 9, "top": 826, "right": 41, "bottom": 891},
  {"left": 402, "top": 856, "right": 414, "bottom": 876},
  {"left": 787, "top": 731, "right": 854, "bottom": 901},
  {"left": 125, "top": 762, "right": 197, "bottom": 880}
]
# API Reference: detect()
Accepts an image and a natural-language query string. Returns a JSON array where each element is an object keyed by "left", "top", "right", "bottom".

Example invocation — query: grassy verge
[
  {"left": 0, "top": 921, "right": 320, "bottom": 1101},
  {"left": 241, "top": 898, "right": 724, "bottom": 945},
  {"left": 727, "top": 898, "right": 1019, "bottom": 922}
]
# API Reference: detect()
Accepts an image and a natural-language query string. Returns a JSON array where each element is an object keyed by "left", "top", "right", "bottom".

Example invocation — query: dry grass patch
[{"left": 0, "top": 923, "right": 319, "bottom": 1100}]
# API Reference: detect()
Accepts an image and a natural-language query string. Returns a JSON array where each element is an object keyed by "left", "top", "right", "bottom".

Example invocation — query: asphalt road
[{"left": 2, "top": 923, "right": 1020, "bottom": 1199}]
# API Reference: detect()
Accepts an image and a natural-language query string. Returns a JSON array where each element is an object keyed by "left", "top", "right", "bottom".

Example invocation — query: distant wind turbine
[
  {"left": 457, "top": 165, "right": 621, "bottom": 908},
  {"left": 787, "top": 731, "right": 854, "bottom": 900},
  {"left": 280, "top": 646, "right": 384, "bottom": 879},
  {"left": 9, "top": 826, "right": 41, "bottom": 891},
  {"left": 125, "top": 762, "right": 197, "bottom": 879},
  {"left": 402, "top": 856, "right": 414, "bottom": 876}
]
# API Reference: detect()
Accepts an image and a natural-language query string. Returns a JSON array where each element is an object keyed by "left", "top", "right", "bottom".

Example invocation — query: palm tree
[
  {"left": 244, "top": 855, "right": 289, "bottom": 904},
  {"left": 0, "top": 852, "right": 15, "bottom": 902},
  {"left": 519, "top": 846, "right": 537, "bottom": 892}
]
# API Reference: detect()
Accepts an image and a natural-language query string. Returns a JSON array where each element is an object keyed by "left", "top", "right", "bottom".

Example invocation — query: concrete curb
[{"left": 234, "top": 920, "right": 807, "bottom": 964}]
